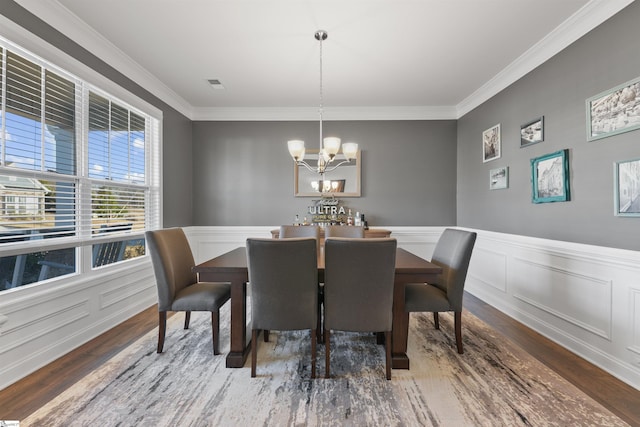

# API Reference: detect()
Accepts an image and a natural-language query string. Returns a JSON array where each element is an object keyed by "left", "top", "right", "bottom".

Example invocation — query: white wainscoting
[
  {"left": 464, "top": 229, "right": 640, "bottom": 390},
  {"left": 0, "top": 257, "right": 156, "bottom": 390},
  {"left": 2, "top": 225, "right": 639, "bottom": 391}
]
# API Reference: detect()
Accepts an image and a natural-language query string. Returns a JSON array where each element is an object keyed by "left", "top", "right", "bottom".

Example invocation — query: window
[{"left": 0, "top": 39, "right": 161, "bottom": 291}]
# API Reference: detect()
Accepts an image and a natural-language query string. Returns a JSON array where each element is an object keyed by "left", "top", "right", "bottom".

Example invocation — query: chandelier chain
[{"left": 318, "top": 33, "right": 324, "bottom": 153}]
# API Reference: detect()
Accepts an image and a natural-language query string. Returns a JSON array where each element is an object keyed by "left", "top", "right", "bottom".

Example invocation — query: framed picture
[
  {"left": 520, "top": 116, "right": 544, "bottom": 147},
  {"left": 482, "top": 124, "right": 501, "bottom": 163},
  {"left": 531, "top": 149, "right": 570, "bottom": 203},
  {"left": 586, "top": 75, "right": 640, "bottom": 141},
  {"left": 614, "top": 157, "right": 640, "bottom": 216},
  {"left": 489, "top": 166, "right": 508, "bottom": 190}
]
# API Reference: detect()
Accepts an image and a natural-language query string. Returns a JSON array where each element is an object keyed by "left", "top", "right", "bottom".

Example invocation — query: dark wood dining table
[{"left": 193, "top": 246, "right": 442, "bottom": 369}]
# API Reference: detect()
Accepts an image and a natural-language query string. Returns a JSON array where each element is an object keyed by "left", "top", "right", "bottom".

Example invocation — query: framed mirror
[{"left": 294, "top": 149, "right": 361, "bottom": 197}]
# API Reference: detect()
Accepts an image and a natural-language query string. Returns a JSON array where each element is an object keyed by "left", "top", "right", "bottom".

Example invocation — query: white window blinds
[{"left": 0, "top": 39, "right": 160, "bottom": 251}]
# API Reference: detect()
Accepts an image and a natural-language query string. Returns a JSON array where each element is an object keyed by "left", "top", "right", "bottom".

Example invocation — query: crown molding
[
  {"left": 456, "top": 0, "right": 635, "bottom": 118},
  {"left": 13, "top": 0, "right": 634, "bottom": 122},
  {"left": 191, "top": 106, "right": 458, "bottom": 121},
  {"left": 0, "top": 14, "right": 163, "bottom": 119},
  {"left": 13, "top": 0, "right": 194, "bottom": 119}
]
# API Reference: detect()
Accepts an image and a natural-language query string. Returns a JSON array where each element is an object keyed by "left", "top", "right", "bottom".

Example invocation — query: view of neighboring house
[{"left": 0, "top": 174, "right": 49, "bottom": 223}]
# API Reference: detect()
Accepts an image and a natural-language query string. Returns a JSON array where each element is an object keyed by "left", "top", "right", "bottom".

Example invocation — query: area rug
[{"left": 23, "top": 304, "right": 627, "bottom": 426}]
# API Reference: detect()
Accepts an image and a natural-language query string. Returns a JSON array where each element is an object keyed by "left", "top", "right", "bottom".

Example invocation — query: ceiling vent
[{"left": 207, "top": 79, "right": 225, "bottom": 90}]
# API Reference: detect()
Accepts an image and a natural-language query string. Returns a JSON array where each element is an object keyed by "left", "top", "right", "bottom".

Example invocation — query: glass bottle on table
[{"left": 347, "top": 209, "right": 354, "bottom": 226}]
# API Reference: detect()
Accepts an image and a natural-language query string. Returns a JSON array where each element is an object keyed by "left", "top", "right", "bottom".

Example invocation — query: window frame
[{"left": 0, "top": 32, "right": 162, "bottom": 288}]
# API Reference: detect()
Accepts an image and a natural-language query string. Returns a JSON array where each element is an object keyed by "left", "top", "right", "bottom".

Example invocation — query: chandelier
[{"left": 287, "top": 30, "right": 358, "bottom": 184}]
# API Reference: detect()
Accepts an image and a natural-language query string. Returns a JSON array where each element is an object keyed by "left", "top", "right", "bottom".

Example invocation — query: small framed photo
[
  {"left": 489, "top": 166, "right": 508, "bottom": 190},
  {"left": 531, "top": 149, "right": 570, "bottom": 203},
  {"left": 587, "top": 76, "right": 640, "bottom": 141},
  {"left": 614, "top": 157, "right": 640, "bottom": 216},
  {"left": 482, "top": 124, "right": 501, "bottom": 163},
  {"left": 520, "top": 116, "right": 544, "bottom": 147}
]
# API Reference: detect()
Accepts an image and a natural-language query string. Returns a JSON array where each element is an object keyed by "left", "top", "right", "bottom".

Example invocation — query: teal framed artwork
[{"left": 531, "top": 150, "right": 570, "bottom": 203}]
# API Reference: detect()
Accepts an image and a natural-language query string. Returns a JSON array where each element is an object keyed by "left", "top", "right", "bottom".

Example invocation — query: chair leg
[
  {"left": 211, "top": 310, "right": 220, "bottom": 355},
  {"left": 251, "top": 329, "right": 258, "bottom": 377},
  {"left": 184, "top": 311, "right": 191, "bottom": 329},
  {"left": 311, "top": 329, "right": 317, "bottom": 379},
  {"left": 317, "top": 301, "right": 324, "bottom": 344},
  {"left": 433, "top": 312, "right": 440, "bottom": 329},
  {"left": 385, "top": 331, "right": 392, "bottom": 380},
  {"left": 455, "top": 311, "right": 463, "bottom": 354},
  {"left": 157, "top": 311, "right": 167, "bottom": 353},
  {"left": 317, "top": 288, "right": 324, "bottom": 344},
  {"left": 264, "top": 330, "right": 270, "bottom": 342},
  {"left": 324, "top": 329, "right": 331, "bottom": 379}
]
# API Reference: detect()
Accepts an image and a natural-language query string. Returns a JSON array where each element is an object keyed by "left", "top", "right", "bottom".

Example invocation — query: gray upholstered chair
[
  {"left": 319, "top": 225, "right": 364, "bottom": 341},
  {"left": 146, "top": 228, "right": 231, "bottom": 355},
  {"left": 246, "top": 237, "right": 318, "bottom": 378},
  {"left": 323, "top": 237, "right": 397, "bottom": 380},
  {"left": 324, "top": 225, "right": 365, "bottom": 239},
  {"left": 405, "top": 228, "right": 477, "bottom": 354},
  {"left": 279, "top": 224, "right": 322, "bottom": 339}
]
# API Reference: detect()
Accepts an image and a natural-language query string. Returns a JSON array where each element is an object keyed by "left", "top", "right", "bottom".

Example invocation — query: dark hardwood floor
[{"left": 2, "top": 295, "right": 639, "bottom": 425}]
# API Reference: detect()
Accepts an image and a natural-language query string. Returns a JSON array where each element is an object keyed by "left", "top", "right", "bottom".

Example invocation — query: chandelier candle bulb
[
  {"left": 287, "top": 140, "right": 305, "bottom": 160},
  {"left": 342, "top": 142, "right": 358, "bottom": 160},
  {"left": 323, "top": 137, "right": 341, "bottom": 159}
]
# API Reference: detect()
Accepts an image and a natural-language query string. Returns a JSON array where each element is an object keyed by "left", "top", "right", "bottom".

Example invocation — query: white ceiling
[{"left": 13, "top": 0, "right": 634, "bottom": 120}]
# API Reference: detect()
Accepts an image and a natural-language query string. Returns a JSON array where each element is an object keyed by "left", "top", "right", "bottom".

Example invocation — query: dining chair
[
  {"left": 246, "top": 237, "right": 318, "bottom": 378},
  {"left": 279, "top": 225, "right": 321, "bottom": 248},
  {"left": 146, "top": 228, "right": 231, "bottom": 355},
  {"left": 404, "top": 228, "right": 477, "bottom": 354},
  {"left": 323, "top": 237, "right": 397, "bottom": 380},
  {"left": 279, "top": 224, "right": 322, "bottom": 341},
  {"left": 319, "top": 225, "right": 365, "bottom": 341},
  {"left": 324, "top": 225, "right": 365, "bottom": 239}
]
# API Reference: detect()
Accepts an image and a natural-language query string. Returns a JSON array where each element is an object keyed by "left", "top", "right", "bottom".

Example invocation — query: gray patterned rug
[{"left": 23, "top": 303, "right": 627, "bottom": 426}]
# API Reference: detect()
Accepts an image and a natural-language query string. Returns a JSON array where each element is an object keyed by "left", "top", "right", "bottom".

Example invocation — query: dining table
[{"left": 193, "top": 246, "right": 442, "bottom": 369}]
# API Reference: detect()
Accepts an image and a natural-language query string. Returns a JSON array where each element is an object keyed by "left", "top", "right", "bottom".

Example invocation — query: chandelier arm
[
  {"left": 296, "top": 160, "right": 319, "bottom": 173},
  {"left": 322, "top": 159, "right": 354, "bottom": 173}
]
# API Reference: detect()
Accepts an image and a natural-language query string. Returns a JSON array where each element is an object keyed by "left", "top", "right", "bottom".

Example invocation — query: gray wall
[
  {"left": 1, "top": 1, "right": 194, "bottom": 227},
  {"left": 192, "top": 120, "right": 458, "bottom": 226},
  {"left": 457, "top": 1, "right": 640, "bottom": 251},
  {"left": 6, "top": 1, "right": 640, "bottom": 249}
]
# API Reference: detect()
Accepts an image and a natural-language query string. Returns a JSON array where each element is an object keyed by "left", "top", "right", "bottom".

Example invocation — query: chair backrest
[
  {"left": 324, "top": 225, "right": 365, "bottom": 239},
  {"left": 430, "top": 228, "right": 477, "bottom": 311},
  {"left": 323, "top": 237, "right": 397, "bottom": 332},
  {"left": 279, "top": 225, "right": 320, "bottom": 239},
  {"left": 279, "top": 225, "right": 321, "bottom": 251},
  {"left": 145, "top": 228, "right": 197, "bottom": 311},
  {"left": 247, "top": 238, "right": 318, "bottom": 331}
]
